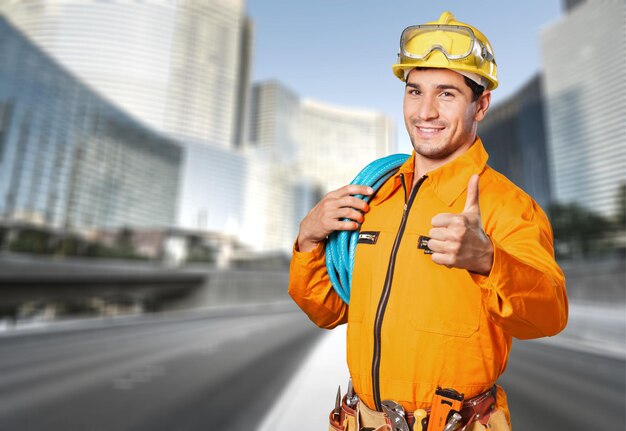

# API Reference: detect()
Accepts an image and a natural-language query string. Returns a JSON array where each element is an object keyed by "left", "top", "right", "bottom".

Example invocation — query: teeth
[{"left": 419, "top": 127, "right": 441, "bottom": 132}]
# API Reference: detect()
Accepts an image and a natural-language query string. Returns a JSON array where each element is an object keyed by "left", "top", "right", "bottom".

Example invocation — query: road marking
[{"left": 113, "top": 364, "right": 167, "bottom": 390}]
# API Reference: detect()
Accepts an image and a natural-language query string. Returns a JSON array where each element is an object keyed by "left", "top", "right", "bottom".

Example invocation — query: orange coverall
[{"left": 289, "top": 138, "right": 568, "bottom": 419}]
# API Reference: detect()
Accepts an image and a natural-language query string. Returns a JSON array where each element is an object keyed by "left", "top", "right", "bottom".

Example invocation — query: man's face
[{"left": 403, "top": 68, "right": 490, "bottom": 164}]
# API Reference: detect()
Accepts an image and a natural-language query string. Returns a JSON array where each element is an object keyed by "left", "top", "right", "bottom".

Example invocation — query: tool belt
[{"left": 329, "top": 385, "right": 497, "bottom": 431}]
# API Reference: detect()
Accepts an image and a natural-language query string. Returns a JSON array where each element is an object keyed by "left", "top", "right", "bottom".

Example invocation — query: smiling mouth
[{"left": 415, "top": 125, "right": 445, "bottom": 136}]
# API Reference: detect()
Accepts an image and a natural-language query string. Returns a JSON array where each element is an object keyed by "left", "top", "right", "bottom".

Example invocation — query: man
[{"left": 289, "top": 12, "right": 568, "bottom": 431}]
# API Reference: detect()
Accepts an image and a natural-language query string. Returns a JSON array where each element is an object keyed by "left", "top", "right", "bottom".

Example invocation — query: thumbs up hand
[{"left": 428, "top": 175, "right": 494, "bottom": 276}]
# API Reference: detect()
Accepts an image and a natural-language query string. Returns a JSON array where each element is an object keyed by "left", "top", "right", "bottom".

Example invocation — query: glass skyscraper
[
  {"left": 541, "top": 0, "right": 625, "bottom": 217},
  {"left": 0, "top": 16, "right": 181, "bottom": 231},
  {"left": 1, "top": 2, "right": 398, "bottom": 253},
  {"left": 0, "top": 0, "right": 251, "bottom": 148},
  {"left": 250, "top": 80, "right": 396, "bottom": 193},
  {"left": 478, "top": 74, "right": 552, "bottom": 212},
  {"left": 247, "top": 80, "right": 396, "bottom": 251}
]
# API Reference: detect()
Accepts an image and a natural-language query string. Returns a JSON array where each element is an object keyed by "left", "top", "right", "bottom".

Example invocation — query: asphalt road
[
  {"left": 1, "top": 306, "right": 624, "bottom": 431},
  {"left": 0, "top": 304, "right": 322, "bottom": 430},
  {"left": 501, "top": 340, "right": 625, "bottom": 430}
]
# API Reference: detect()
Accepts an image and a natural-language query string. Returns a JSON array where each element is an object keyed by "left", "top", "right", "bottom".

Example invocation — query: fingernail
[{"left": 367, "top": 187, "right": 374, "bottom": 194}]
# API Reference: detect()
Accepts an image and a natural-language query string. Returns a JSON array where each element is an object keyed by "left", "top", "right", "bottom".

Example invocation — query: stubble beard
[
  {"left": 407, "top": 117, "right": 477, "bottom": 161},
  {"left": 412, "top": 140, "right": 456, "bottom": 160},
  {"left": 408, "top": 127, "right": 457, "bottom": 161}
]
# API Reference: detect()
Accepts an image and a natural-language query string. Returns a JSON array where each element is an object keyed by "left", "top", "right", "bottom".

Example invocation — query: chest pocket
[{"left": 396, "top": 232, "right": 482, "bottom": 338}]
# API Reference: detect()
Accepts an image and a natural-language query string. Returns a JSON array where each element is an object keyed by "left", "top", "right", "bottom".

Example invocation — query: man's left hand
[{"left": 428, "top": 174, "right": 494, "bottom": 276}]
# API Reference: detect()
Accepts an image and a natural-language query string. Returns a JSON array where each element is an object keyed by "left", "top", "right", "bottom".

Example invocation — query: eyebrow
[
  {"left": 405, "top": 82, "right": 463, "bottom": 93},
  {"left": 435, "top": 84, "right": 463, "bottom": 93}
]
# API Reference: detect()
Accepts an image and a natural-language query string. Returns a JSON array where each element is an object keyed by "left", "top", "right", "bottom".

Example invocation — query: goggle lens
[{"left": 400, "top": 25, "right": 476, "bottom": 60}]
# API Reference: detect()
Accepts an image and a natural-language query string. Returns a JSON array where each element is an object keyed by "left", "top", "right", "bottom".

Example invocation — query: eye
[
  {"left": 440, "top": 91, "right": 454, "bottom": 98},
  {"left": 407, "top": 88, "right": 421, "bottom": 96}
]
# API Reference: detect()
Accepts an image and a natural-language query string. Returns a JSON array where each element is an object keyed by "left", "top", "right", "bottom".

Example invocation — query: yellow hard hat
[{"left": 392, "top": 12, "right": 498, "bottom": 90}]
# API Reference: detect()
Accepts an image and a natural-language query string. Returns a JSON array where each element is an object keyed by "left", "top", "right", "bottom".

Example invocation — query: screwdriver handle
[{"left": 413, "top": 409, "right": 427, "bottom": 431}]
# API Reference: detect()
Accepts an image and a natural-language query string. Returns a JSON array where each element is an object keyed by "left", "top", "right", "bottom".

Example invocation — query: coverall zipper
[{"left": 371, "top": 173, "right": 427, "bottom": 411}]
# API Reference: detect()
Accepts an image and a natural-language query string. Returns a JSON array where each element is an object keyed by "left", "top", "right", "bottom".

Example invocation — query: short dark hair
[
  {"left": 463, "top": 76, "right": 485, "bottom": 102},
  {"left": 407, "top": 67, "right": 485, "bottom": 101}
]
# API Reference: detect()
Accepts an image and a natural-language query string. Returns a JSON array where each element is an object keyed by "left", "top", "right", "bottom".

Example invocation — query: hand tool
[
  {"left": 442, "top": 412, "right": 462, "bottom": 431},
  {"left": 346, "top": 378, "right": 358, "bottom": 408},
  {"left": 413, "top": 409, "right": 427, "bottom": 431},
  {"left": 426, "top": 387, "right": 464, "bottom": 431},
  {"left": 382, "top": 400, "right": 410, "bottom": 431},
  {"left": 333, "top": 386, "right": 342, "bottom": 423}
]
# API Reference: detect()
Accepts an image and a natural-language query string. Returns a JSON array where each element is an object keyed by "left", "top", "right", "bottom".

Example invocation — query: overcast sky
[{"left": 247, "top": 0, "right": 563, "bottom": 152}]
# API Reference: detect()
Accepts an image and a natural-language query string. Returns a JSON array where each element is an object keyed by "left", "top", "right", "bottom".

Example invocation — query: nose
[{"left": 417, "top": 96, "right": 438, "bottom": 121}]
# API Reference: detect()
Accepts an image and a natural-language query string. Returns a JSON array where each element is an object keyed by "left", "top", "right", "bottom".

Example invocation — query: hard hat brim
[{"left": 391, "top": 64, "right": 498, "bottom": 91}]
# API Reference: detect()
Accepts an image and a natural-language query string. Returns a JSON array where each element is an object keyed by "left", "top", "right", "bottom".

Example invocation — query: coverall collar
[{"left": 377, "top": 137, "right": 489, "bottom": 207}]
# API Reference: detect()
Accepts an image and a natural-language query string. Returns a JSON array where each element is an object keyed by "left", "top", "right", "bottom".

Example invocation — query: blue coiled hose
[{"left": 325, "top": 153, "right": 410, "bottom": 304}]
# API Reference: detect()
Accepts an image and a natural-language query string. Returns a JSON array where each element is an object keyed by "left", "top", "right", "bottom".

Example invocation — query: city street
[
  {"left": 1, "top": 302, "right": 624, "bottom": 430},
  {"left": 0, "top": 2, "right": 623, "bottom": 430},
  {"left": 0, "top": 304, "right": 321, "bottom": 430},
  {"left": 501, "top": 340, "right": 625, "bottom": 430}
]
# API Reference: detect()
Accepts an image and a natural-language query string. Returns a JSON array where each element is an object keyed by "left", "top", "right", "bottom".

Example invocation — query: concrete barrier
[
  {"left": 168, "top": 268, "right": 291, "bottom": 310},
  {"left": 1, "top": 252, "right": 623, "bottom": 317},
  {"left": 560, "top": 257, "right": 625, "bottom": 303}
]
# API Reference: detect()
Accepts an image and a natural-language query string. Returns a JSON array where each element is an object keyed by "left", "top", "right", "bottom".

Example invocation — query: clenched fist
[
  {"left": 427, "top": 174, "right": 493, "bottom": 276},
  {"left": 297, "top": 184, "right": 374, "bottom": 253}
]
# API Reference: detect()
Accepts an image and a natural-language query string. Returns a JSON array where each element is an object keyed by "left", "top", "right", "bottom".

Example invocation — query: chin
[{"left": 413, "top": 143, "right": 453, "bottom": 160}]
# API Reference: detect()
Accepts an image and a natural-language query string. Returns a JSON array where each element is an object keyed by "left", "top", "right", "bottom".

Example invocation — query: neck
[
  {"left": 414, "top": 158, "right": 440, "bottom": 181},
  {"left": 412, "top": 139, "right": 477, "bottom": 185}
]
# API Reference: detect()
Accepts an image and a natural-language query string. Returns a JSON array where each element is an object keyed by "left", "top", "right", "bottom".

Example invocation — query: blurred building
[
  {"left": 0, "top": 0, "right": 252, "bottom": 149},
  {"left": 299, "top": 98, "right": 397, "bottom": 192},
  {"left": 176, "top": 140, "right": 247, "bottom": 234},
  {"left": 0, "top": 0, "right": 258, "bottom": 251},
  {"left": 0, "top": 2, "right": 398, "bottom": 254},
  {"left": 541, "top": 0, "right": 626, "bottom": 217},
  {"left": 250, "top": 82, "right": 300, "bottom": 165},
  {"left": 247, "top": 80, "right": 396, "bottom": 251},
  {"left": 249, "top": 80, "right": 397, "bottom": 193},
  {"left": 239, "top": 148, "right": 321, "bottom": 252},
  {"left": 478, "top": 74, "right": 552, "bottom": 211},
  {"left": 0, "top": 16, "right": 181, "bottom": 231}
]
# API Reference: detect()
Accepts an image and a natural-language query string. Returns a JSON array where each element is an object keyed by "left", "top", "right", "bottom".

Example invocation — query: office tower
[
  {"left": 240, "top": 149, "right": 319, "bottom": 252},
  {"left": 541, "top": 0, "right": 626, "bottom": 217},
  {"left": 0, "top": 17, "right": 181, "bottom": 230},
  {"left": 298, "top": 98, "right": 396, "bottom": 193},
  {"left": 250, "top": 80, "right": 396, "bottom": 192},
  {"left": 249, "top": 82, "right": 300, "bottom": 165},
  {"left": 247, "top": 80, "right": 396, "bottom": 251},
  {"left": 176, "top": 140, "right": 246, "bottom": 234},
  {"left": 478, "top": 74, "right": 552, "bottom": 211},
  {"left": 0, "top": 0, "right": 252, "bottom": 148}
]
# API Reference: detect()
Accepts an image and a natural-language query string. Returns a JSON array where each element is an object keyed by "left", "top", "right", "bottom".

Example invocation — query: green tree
[
  {"left": 616, "top": 183, "right": 625, "bottom": 230},
  {"left": 549, "top": 203, "right": 612, "bottom": 259}
]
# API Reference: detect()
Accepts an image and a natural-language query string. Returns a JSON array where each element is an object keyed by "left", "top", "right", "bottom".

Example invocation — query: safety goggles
[{"left": 399, "top": 24, "right": 494, "bottom": 64}]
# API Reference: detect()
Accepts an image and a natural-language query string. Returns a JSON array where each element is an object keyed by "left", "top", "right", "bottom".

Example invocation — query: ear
[{"left": 474, "top": 90, "right": 491, "bottom": 122}]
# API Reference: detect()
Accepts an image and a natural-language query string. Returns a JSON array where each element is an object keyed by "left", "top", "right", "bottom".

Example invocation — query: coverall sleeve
[
  {"left": 472, "top": 191, "right": 569, "bottom": 340},
  {"left": 288, "top": 240, "right": 348, "bottom": 329}
]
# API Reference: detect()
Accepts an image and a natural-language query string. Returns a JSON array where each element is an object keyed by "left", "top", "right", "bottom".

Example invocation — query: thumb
[{"left": 463, "top": 174, "right": 481, "bottom": 214}]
